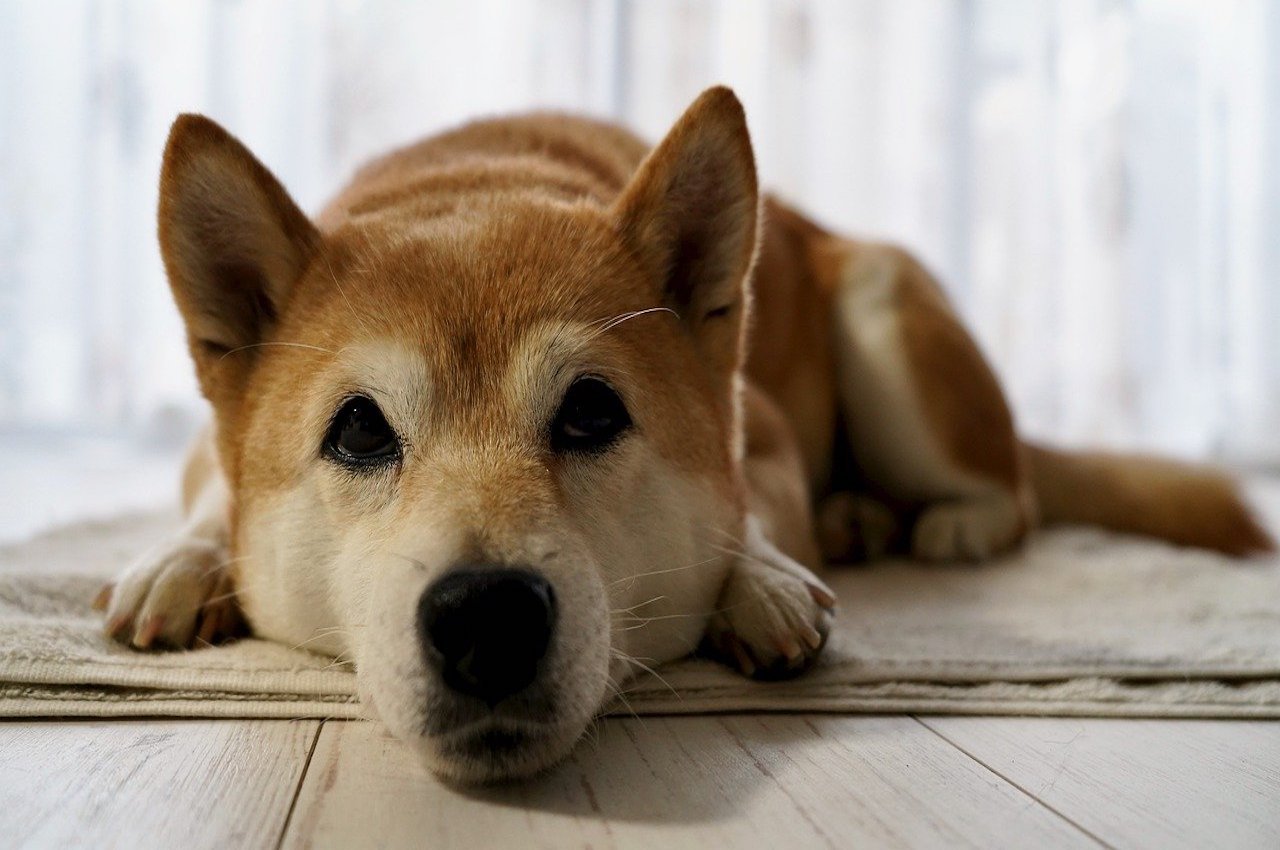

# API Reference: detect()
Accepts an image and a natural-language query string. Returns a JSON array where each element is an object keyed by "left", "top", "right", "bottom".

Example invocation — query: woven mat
[{"left": 2, "top": 481, "right": 1278, "bottom": 719}]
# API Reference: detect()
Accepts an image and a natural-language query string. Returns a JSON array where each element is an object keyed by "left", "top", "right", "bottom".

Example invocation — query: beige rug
[{"left": 3, "top": 482, "right": 1279, "bottom": 720}]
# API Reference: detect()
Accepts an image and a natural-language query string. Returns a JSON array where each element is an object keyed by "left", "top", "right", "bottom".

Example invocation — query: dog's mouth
[
  {"left": 360, "top": 674, "right": 584, "bottom": 782},
  {"left": 440, "top": 719, "right": 546, "bottom": 760},
  {"left": 417, "top": 668, "right": 561, "bottom": 735},
  {"left": 428, "top": 716, "right": 575, "bottom": 782}
]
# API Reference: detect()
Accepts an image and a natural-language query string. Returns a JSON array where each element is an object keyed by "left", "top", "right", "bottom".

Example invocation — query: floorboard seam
[
  {"left": 275, "top": 719, "right": 324, "bottom": 850},
  {"left": 911, "top": 715, "right": 1116, "bottom": 850}
]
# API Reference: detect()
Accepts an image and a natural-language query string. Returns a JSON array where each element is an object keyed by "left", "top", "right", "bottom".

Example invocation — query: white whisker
[
  {"left": 603, "top": 679, "right": 642, "bottom": 724},
  {"left": 321, "top": 251, "right": 366, "bottom": 331},
  {"left": 590, "top": 306, "right": 680, "bottom": 337},
  {"left": 606, "top": 555, "right": 720, "bottom": 588},
  {"left": 219, "top": 341, "right": 336, "bottom": 361},
  {"left": 610, "top": 650, "right": 679, "bottom": 699},
  {"left": 610, "top": 594, "right": 667, "bottom": 615}
]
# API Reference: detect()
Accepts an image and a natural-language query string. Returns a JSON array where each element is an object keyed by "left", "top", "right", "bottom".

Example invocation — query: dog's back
[{"left": 316, "top": 114, "right": 650, "bottom": 231}]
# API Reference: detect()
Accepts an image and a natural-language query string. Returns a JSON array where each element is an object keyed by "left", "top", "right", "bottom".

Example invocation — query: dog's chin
[
  {"left": 417, "top": 719, "right": 586, "bottom": 784},
  {"left": 358, "top": 672, "right": 605, "bottom": 784}
]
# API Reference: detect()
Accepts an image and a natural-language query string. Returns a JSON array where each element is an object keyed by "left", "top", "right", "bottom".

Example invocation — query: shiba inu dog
[{"left": 96, "top": 86, "right": 1273, "bottom": 782}]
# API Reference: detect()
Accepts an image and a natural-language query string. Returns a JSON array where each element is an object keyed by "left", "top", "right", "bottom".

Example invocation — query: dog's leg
[
  {"left": 702, "top": 386, "right": 836, "bottom": 679},
  {"left": 822, "top": 240, "right": 1033, "bottom": 562},
  {"left": 94, "top": 428, "right": 244, "bottom": 648}
]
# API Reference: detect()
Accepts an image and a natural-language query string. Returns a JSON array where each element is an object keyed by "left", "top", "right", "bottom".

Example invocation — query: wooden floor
[{"left": 2, "top": 714, "right": 1276, "bottom": 849}]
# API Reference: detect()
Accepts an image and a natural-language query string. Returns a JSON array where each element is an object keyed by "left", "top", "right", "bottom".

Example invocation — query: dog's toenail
[
  {"left": 775, "top": 635, "right": 803, "bottom": 661},
  {"left": 807, "top": 583, "right": 837, "bottom": 609},
  {"left": 133, "top": 616, "right": 165, "bottom": 649},
  {"left": 727, "top": 636, "right": 756, "bottom": 676}
]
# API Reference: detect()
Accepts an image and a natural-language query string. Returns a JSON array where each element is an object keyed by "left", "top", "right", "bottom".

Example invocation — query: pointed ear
[
  {"left": 612, "top": 87, "right": 760, "bottom": 377},
  {"left": 157, "top": 114, "right": 319, "bottom": 400}
]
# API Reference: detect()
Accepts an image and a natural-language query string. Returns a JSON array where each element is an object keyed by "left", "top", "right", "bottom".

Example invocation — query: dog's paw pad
[
  {"left": 702, "top": 530, "right": 835, "bottom": 680},
  {"left": 99, "top": 537, "right": 244, "bottom": 650}
]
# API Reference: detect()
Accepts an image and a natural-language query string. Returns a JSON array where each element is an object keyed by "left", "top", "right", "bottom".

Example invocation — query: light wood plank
[
  {"left": 0, "top": 719, "right": 320, "bottom": 850},
  {"left": 923, "top": 717, "right": 1280, "bottom": 850},
  {"left": 283, "top": 715, "right": 1097, "bottom": 849}
]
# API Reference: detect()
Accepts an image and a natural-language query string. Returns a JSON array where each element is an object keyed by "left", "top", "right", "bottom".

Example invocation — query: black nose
[{"left": 418, "top": 567, "right": 557, "bottom": 705}]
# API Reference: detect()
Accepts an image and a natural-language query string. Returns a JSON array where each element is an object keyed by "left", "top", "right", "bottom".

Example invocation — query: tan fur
[{"left": 103, "top": 85, "right": 1272, "bottom": 782}]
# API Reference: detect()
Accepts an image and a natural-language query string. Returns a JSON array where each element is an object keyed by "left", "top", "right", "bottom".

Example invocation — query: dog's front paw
[
  {"left": 702, "top": 520, "right": 836, "bottom": 680},
  {"left": 93, "top": 536, "right": 244, "bottom": 650}
]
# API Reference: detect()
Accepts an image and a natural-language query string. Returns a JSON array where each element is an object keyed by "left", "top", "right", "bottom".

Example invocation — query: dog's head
[{"left": 157, "top": 88, "right": 760, "bottom": 780}]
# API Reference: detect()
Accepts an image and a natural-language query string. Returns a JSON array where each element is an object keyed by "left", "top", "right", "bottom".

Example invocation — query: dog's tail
[{"left": 1024, "top": 442, "right": 1274, "bottom": 556}]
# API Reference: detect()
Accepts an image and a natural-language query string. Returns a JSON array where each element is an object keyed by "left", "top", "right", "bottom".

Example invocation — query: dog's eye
[
  {"left": 324, "top": 396, "right": 400, "bottom": 466},
  {"left": 551, "top": 377, "right": 632, "bottom": 453}
]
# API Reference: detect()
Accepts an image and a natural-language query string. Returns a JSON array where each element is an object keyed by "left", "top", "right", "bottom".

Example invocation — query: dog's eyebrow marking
[
  {"left": 335, "top": 340, "right": 432, "bottom": 427},
  {"left": 502, "top": 311, "right": 674, "bottom": 429},
  {"left": 502, "top": 323, "right": 590, "bottom": 418}
]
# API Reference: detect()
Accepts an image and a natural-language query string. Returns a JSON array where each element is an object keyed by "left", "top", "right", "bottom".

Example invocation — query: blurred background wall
[{"left": 1, "top": 0, "right": 1278, "bottom": 531}]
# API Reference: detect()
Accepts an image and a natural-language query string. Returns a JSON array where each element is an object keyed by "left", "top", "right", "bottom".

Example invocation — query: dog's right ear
[
  {"left": 158, "top": 114, "right": 319, "bottom": 403},
  {"left": 611, "top": 87, "right": 759, "bottom": 386}
]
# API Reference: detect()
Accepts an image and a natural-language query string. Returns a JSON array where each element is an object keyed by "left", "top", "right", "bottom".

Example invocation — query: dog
[{"left": 95, "top": 86, "right": 1274, "bottom": 782}]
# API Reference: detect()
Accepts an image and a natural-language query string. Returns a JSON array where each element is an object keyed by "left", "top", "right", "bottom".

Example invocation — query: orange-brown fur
[{"left": 745, "top": 200, "right": 840, "bottom": 490}]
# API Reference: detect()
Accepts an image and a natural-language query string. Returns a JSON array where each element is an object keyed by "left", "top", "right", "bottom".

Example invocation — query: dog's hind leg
[
  {"left": 819, "top": 239, "right": 1034, "bottom": 562},
  {"left": 94, "top": 427, "right": 245, "bottom": 648},
  {"left": 701, "top": 385, "right": 836, "bottom": 679}
]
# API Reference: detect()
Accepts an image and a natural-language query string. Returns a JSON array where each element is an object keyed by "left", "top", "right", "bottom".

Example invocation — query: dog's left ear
[
  {"left": 612, "top": 86, "right": 760, "bottom": 380},
  {"left": 157, "top": 114, "right": 320, "bottom": 412}
]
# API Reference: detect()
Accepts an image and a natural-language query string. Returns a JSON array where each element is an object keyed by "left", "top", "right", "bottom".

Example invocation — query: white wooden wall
[{"left": 2, "top": 0, "right": 1277, "bottom": 464}]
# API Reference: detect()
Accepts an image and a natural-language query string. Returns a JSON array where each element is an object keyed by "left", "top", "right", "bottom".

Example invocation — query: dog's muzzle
[{"left": 418, "top": 566, "right": 557, "bottom": 706}]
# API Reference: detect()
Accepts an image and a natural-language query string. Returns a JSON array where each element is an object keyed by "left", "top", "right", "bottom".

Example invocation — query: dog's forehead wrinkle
[{"left": 334, "top": 206, "right": 629, "bottom": 318}]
